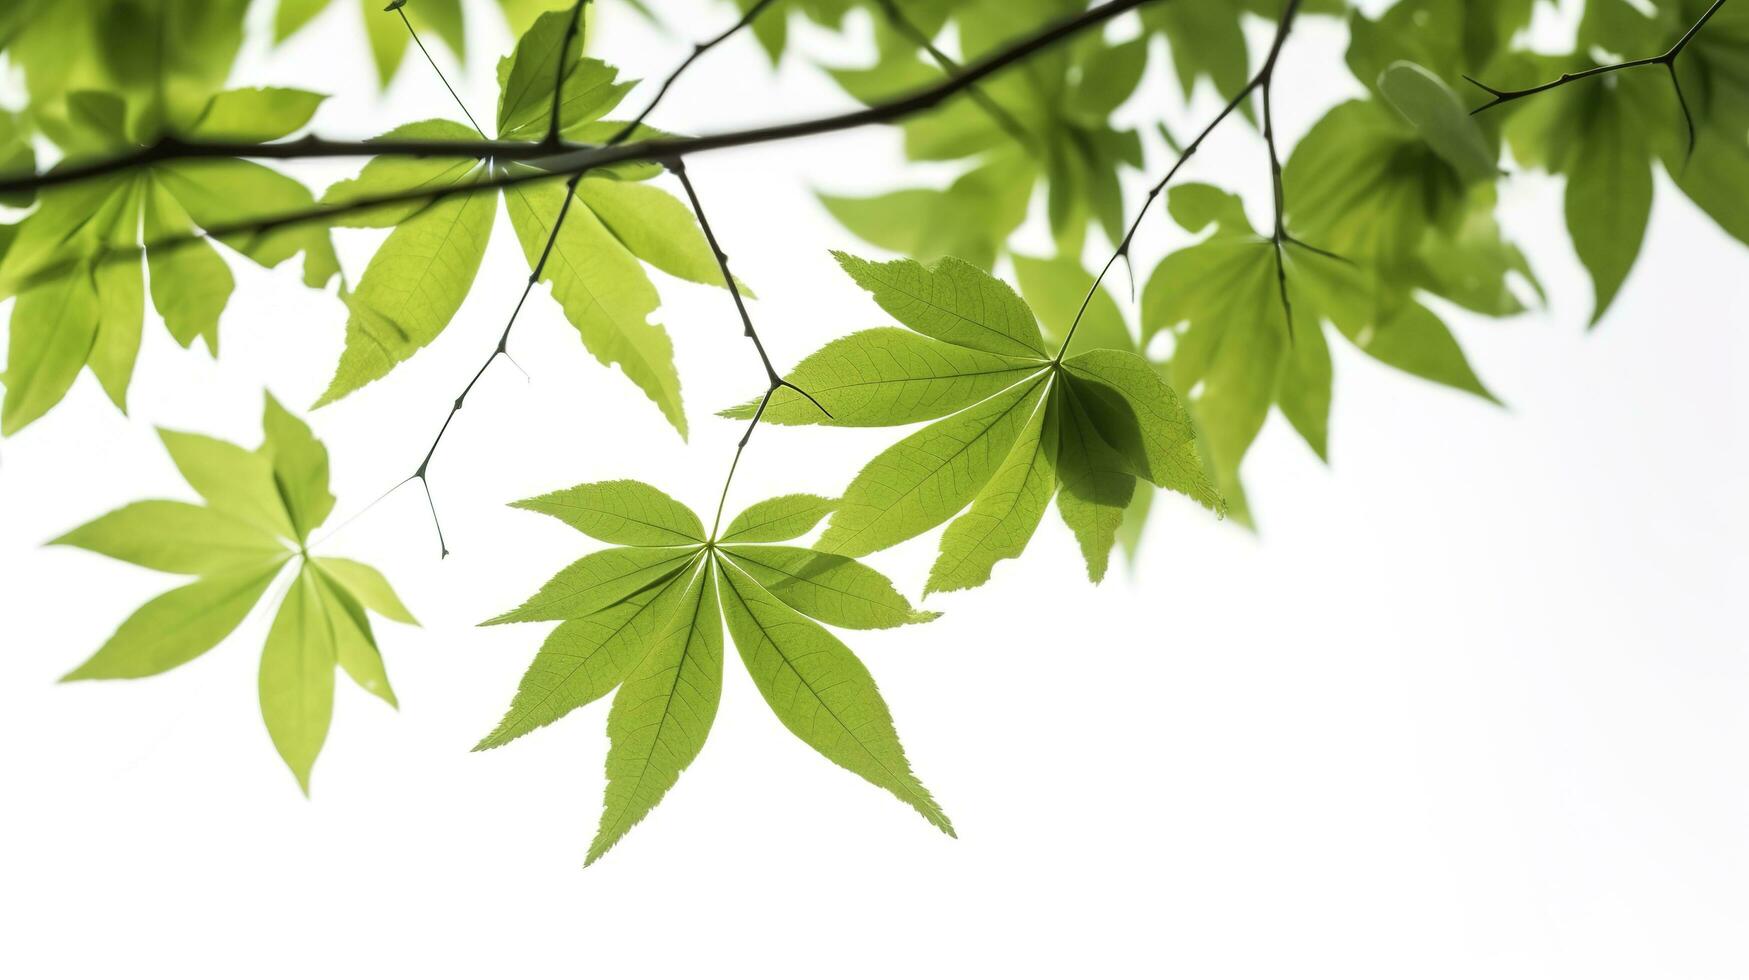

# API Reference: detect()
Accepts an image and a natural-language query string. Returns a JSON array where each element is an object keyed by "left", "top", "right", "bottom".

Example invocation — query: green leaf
[
  {"left": 260, "top": 566, "right": 337, "bottom": 794},
  {"left": 717, "top": 560, "right": 952, "bottom": 835},
  {"left": 1062, "top": 349, "right": 1221, "bottom": 510},
  {"left": 513, "top": 480, "right": 706, "bottom": 546},
  {"left": 719, "top": 495, "right": 836, "bottom": 544},
  {"left": 362, "top": 0, "right": 410, "bottom": 86},
  {"left": 144, "top": 180, "right": 233, "bottom": 352},
  {"left": 505, "top": 176, "right": 688, "bottom": 436},
  {"left": 51, "top": 500, "right": 287, "bottom": 575},
  {"left": 313, "top": 556, "right": 418, "bottom": 625},
  {"left": 188, "top": 87, "right": 325, "bottom": 142},
  {"left": 87, "top": 181, "right": 146, "bottom": 413},
  {"left": 2, "top": 266, "right": 100, "bottom": 436},
  {"left": 818, "top": 156, "right": 1033, "bottom": 271},
  {"left": 495, "top": 7, "right": 631, "bottom": 141},
  {"left": 481, "top": 546, "right": 701, "bottom": 625},
  {"left": 310, "top": 565, "right": 398, "bottom": 708},
  {"left": 275, "top": 0, "right": 329, "bottom": 40},
  {"left": 719, "top": 545, "right": 936, "bottom": 629},
  {"left": 818, "top": 374, "right": 1049, "bottom": 557},
  {"left": 1378, "top": 61, "right": 1498, "bottom": 182},
  {"left": 318, "top": 120, "right": 486, "bottom": 228},
  {"left": 477, "top": 556, "right": 701, "bottom": 749},
  {"left": 62, "top": 562, "right": 283, "bottom": 681},
  {"left": 261, "top": 392, "right": 335, "bottom": 541},
  {"left": 589, "top": 564, "right": 722, "bottom": 865},
  {"left": 1512, "top": 82, "right": 1652, "bottom": 325},
  {"left": 576, "top": 177, "right": 735, "bottom": 290},
  {"left": 720, "top": 327, "right": 1045, "bottom": 427},
  {"left": 926, "top": 386, "right": 1057, "bottom": 594},
  {"left": 314, "top": 175, "right": 496, "bottom": 406},
  {"left": 834, "top": 252, "right": 1050, "bottom": 359},
  {"left": 1054, "top": 385, "right": 1136, "bottom": 583},
  {"left": 157, "top": 428, "right": 298, "bottom": 542},
  {"left": 155, "top": 159, "right": 339, "bottom": 287}
]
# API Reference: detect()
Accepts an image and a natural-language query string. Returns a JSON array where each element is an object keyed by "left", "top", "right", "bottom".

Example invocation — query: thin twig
[
  {"left": 1259, "top": 0, "right": 1302, "bottom": 340},
  {"left": 1054, "top": 0, "right": 1296, "bottom": 357},
  {"left": 393, "top": 3, "right": 487, "bottom": 138},
  {"left": 1464, "top": 0, "right": 1730, "bottom": 161},
  {"left": 670, "top": 160, "right": 829, "bottom": 539},
  {"left": 606, "top": 0, "right": 783, "bottom": 147}
]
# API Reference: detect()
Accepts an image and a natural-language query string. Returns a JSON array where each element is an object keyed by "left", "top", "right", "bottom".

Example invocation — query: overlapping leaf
[
  {"left": 821, "top": 0, "right": 1145, "bottom": 266},
  {"left": 479, "top": 480, "right": 946, "bottom": 864},
  {"left": 54, "top": 393, "right": 417, "bottom": 792},
  {"left": 1139, "top": 184, "right": 1496, "bottom": 525},
  {"left": 0, "top": 87, "right": 338, "bottom": 434},
  {"left": 314, "top": 10, "right": 728, "bottom": 435},
  {"left": 724, "top": 252, "right": 1219, "bottom": 587}
]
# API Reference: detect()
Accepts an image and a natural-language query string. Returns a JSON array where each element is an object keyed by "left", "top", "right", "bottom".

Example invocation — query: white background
[{"left": 2, "top": 1, "right": 1745, "bottom": 976}]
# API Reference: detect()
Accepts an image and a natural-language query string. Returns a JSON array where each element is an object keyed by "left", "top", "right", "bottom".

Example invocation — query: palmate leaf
[
  {"left": 478, "top": 480, "right": 946, "bottom": 864},
  {"left": 53, "top": 393, "right": 416, "bottom": 793},
  {"left": 313, "top": 10, "right": 728, "bottom": 435},
  {"left": 0, "top": 86, "right": 337, "bottom": 434},
  {"left": 724, "top": 252, "right": 1219, "bottom": 588}
]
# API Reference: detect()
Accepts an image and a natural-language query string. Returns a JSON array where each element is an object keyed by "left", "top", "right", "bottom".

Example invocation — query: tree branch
[
  {"left": 873, "top": 0, "right": 1036, "bottom": 151},
  {"left": 0, "top": 0, "right": 1151, "bottom": 203},
  {"left": 1464, "top": 0, "right": 1732, "bottom": 160}
]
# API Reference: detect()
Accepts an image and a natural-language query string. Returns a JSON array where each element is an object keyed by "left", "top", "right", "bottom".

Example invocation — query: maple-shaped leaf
[
  {"left": 0, "top": 86, "right": 338, "bottom": 435},
  {"left": 313, "top": 9, "right": 730, "bottom": 437},
  {"left": 477, "top": 480, "right": 946, "bottom": 865},
  {"left": 53, "top": 393, "right": 417, "bottom": 793},
  {"left": 723, "top": 252, "right": 1220, "bottom": 590}
]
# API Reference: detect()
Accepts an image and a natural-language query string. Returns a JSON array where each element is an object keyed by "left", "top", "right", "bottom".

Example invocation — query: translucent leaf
[
  {"left": 717, "top": 561, "right": 953, "bottom": 835},
  {"left": 476, "top": 557, "right": 701, "bottom": 749},
  {"left": 718, "top": 545, "right": 936, "bottom": 629},
  {"left": 51, "top": 500, "right": 287, "bottom": 575},
  {"left": 512, "top": 480, "right": 705, "bottom": 546},
  {"left": 589, "top": 565, "right": 722, "bottom": 865},
  {"left": 818, "top": 375, "right": 1048, "bottom": 557},
  {"left": 188, "top": 87, "right": 325, "bottom": 142},
  {"left": 157, "top": 428, "right": 297, "bottom": 542},
  {"left": 926, "top": 388, "right": 1057, "bottom": 594},
  {"left": 505, "top": 176, "right": 687, "bottom": 436},
  {"left": 720, "top": 328, "right": 1045, "bottom": 427},
  {"left": 314, "top": 176, "right": 495, "bottom": 406},
  {"left": 260, "top": 567, "right": 337, "bottom": 794},
  {"left": 2, "top": 272, "right": 101, "bottom": 436},
  {"left": 719, "top": 495, "right": 835, "bottom": 544},
  {"left": 62, "top": 562, "right": 283, "bottom": 681},
  {"left": 834, "top": 252, "right": 1049, "bottom": 359},
  {"left": 480, "top": 546, "right": 701, "bottom": 625},
  {"left": 313, "top": 557, "right": 418, "bottom": 625}
]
